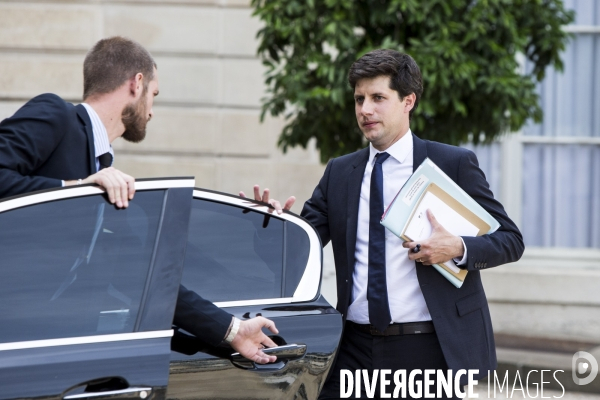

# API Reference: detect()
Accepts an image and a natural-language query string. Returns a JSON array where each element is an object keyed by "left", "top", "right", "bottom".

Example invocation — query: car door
[
  {"left": 168, "top": 189, "right": 343, "bottom": 400},
  {"left": 0, "top": 178, "right": 194, "bottom": 400}
]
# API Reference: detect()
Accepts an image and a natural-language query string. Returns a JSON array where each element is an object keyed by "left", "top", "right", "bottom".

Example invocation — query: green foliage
[{"left": 251, "top": 0, "right": 575, "bottom": 163}]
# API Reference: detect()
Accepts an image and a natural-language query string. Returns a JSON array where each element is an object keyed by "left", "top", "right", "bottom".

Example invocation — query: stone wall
[{"left": 0, "top": 0, "right": 325, "bottom": 205}]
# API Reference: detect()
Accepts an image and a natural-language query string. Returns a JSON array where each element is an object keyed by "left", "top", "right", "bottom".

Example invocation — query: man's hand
[
  {"left": 239, "top": 184, "right": 295, "bottom": 215},
  {"left": 402, "top": 209, "right": 464, "bottom": 265},
  {"left": 65, "top": 167, "right": 135, "bottom": 208},
  {"left": 230, "top": 316, "right": 279, "bottom": 364}
]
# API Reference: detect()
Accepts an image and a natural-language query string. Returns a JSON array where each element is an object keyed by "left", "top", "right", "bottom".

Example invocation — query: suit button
[{"left": 345, "top": 279, "right": 348, "bottom": 283}]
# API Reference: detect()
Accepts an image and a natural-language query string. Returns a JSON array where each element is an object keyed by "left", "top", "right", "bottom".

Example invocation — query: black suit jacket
[
  {"left": 0, "top": 93, "right": 94, "bottom": 198},
  {"left": 301, "top": 134, "right": 524, "bottom": 380},
  {"left": 0, "top": 93, "right": 232, "bottom": 346}
]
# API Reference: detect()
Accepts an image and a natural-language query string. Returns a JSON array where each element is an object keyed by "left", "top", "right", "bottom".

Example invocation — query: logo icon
[{"left": 572, "top": 351, "right": 598, "bottom": 386}]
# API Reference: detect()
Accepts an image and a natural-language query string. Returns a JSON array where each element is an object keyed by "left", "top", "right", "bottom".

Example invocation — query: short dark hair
[
  {"left": 348, "top": 49, "right": 423, "bottom": 118},
  {"left": 83, "top": 36, "right": 156, "bottom": 100}
]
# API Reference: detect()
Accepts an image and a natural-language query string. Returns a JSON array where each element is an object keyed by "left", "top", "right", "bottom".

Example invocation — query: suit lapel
[
  {"left": 412, "top": 133, "right": 428, "bottom": 172},
  {"left": 346, "top": 148, "right": 369, "bottom": 276},
  {"left": 76, "top": 104, "right": 96, "bottom": 175}
]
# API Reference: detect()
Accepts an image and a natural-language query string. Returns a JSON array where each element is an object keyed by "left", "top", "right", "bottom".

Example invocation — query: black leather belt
[{"left": 348, "top": 320, "right": 435, "bottom": 336}]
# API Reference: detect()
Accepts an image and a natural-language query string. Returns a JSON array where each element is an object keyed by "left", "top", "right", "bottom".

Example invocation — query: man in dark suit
[
  {"left": 299, "top": 49, "right": 525, "bottom": 398},
  {"left": 0, "top": 36, "right": 279, "bottom": 364}
]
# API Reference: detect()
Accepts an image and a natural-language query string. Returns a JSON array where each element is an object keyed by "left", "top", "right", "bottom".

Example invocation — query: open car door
[{"left": 0, "top": 178, "right": 194, "bottom": 400}]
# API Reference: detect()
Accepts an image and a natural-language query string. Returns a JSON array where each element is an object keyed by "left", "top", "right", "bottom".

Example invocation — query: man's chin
[
  {"left": 362, "top": 131, "right": 382, "bottom": 144},
  {"left": 122, "top": 130, "right": 146, "bottom": 143}
]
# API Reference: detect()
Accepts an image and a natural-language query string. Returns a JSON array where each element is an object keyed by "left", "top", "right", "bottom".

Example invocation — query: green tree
[{"left": 252, "top": 0, "right": 574, "bottom": 163}]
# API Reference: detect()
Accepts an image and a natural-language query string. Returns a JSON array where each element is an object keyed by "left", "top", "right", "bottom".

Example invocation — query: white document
[{"left": 404, "top": 191, "right": 479, "bottom": 241}]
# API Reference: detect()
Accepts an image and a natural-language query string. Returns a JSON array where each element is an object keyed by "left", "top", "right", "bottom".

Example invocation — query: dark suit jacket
[
  {"left": 301, "top": 134, "right": 524, "bottom": 381},
  {"left": 0, "top": 93, "right": 232, "bottom": 346},
  {"left": 0, "top": 93, "right": 95, "bottom": 198}
]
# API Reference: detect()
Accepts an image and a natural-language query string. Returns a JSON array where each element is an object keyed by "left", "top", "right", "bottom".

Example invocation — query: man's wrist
[
  {"left": 454, "top": 237, "right": 468, "bottom": 266},
  {"left": 224, "top": 317, "right": 241, "bottom": 343},
  {"left": 64, "top": 179, "right": 85, "bottom": 187}
]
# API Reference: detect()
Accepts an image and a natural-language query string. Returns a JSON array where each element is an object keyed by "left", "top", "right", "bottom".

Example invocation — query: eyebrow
[{"left": 354, "top": 92, "right": 384, "bottom": 98}]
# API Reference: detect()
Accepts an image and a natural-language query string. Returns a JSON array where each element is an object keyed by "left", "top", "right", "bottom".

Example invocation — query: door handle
[
  {"left": 231, "top": 343, "right": 307, "bottom": 370},
  {"left": 64, "top": 387, "right": 153, "bottom": 400}
]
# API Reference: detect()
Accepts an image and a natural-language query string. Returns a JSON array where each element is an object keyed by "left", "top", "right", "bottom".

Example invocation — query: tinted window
[
  {"left": 182, "top": 199, "right": 310, "bottom": 302},
  {"left": 0, "top": 191, "right": 165, "bottom": 343}
]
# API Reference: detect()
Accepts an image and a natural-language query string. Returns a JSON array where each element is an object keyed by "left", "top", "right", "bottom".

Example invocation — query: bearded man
[
  {"left": 0, "top": 36, "right": 280, "bottom": 365},
  {"left": 0, "top": 37, "right": 154, "bottom": 204}
]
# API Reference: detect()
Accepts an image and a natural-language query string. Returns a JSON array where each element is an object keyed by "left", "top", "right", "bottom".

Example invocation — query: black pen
[{"left": 412, "top": 244, "right": 421, "bottom": 253}]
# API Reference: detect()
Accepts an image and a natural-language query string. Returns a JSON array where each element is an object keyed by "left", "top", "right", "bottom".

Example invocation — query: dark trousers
[{"left": 319, "top": 322, "right": 458, "bottom": 399}]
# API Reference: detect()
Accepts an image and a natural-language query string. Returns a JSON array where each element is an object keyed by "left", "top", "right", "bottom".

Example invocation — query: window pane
[
  {"left": 183, "top": 200, "right": 287, "bottom": 302},
  {"left": 0, "top": 191, "right": 165, "bottom": 343},
  {"left": 523, "top": 33, "right": 600, "bottom": 138},
  {"left": 522, "top": 144, "right": 600, "bottom": 247}
]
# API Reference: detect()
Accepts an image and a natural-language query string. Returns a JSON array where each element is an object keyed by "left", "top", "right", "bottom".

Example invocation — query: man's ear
[
  {"left": 404, "top": 93, "right": 416, "bottom": 114},
  {"left": 129, "top": 72, "right": 144, "bottom": 97}
]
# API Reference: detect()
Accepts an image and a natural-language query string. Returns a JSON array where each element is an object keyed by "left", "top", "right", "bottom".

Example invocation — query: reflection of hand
[
  {"left": 402, "top": 209, "right": 464, "bottom": 265},
  {"left": 230, "top": 317, "right": 279, "bottom": 364},
  {"left": 66, "top": 167, "right": 135, "bottom": 208},
  {"left": 239, "top": 184, "right": 295, "bottom": 215}
]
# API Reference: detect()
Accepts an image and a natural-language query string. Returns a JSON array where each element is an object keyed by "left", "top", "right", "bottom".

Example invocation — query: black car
[{"left": 0, "top": 178, "right": 343, "bottom": 400}]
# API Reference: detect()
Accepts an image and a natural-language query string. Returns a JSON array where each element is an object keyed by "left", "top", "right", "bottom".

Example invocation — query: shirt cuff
[
  {"left": 61, "top": 180, "right": 65, "bottom": 187},
  {"left": 224, "top": 317, "right": 241, "bottom": 343},
  {"left": 453, "top": 237, "right": 468, "bottom": 265}
]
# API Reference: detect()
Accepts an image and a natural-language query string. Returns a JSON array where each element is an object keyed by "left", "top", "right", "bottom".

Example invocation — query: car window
[
  {"left": 182, "top": 198, "right": 310, "bottom": 302},
  {"left": 0, "top": 191, "right": 165, "bottom": 344}
]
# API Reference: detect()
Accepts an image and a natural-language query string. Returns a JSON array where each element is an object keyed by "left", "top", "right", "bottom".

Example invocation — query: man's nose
[{"left": 361, "top": 99, "right": 374, "bottom": 115}]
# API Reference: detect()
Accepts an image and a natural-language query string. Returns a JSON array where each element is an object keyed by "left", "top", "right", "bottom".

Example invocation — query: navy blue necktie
[
  {"left": 368, "top": 152, "right": 392, "bottom": 332},
  {"left": 98, "top": 152, "right": 113, "bottom": 170}
]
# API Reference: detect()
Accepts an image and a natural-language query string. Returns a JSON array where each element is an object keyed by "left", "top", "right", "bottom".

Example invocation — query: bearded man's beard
[{"left": 121, "top": 88, "right": 149, "bottom": 143}]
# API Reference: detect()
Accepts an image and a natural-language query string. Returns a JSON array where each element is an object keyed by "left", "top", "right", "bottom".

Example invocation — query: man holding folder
[{"left": 300, "top": 49, "right": 525, "bottom": 398}]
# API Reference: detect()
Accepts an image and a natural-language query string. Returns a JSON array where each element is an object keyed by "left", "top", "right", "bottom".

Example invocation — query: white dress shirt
[{"left": 347, "top": 131, "right": 433, "bottom": 324}]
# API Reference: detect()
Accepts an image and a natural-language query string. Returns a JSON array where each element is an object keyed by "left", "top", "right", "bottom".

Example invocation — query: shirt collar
[
  {"left": 368, "top": 129, "right": 413, "bottom": 165},
  {"left": 81, "top": 103, "right": 113, "bottom": 159}
]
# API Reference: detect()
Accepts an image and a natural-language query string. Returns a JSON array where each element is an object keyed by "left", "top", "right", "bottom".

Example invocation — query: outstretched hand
[
  {"left": 230, "top": 316, "right": 279, "bottom": 364},
  {"left": 239, "top": 184, "right": 295, "bottom": 215},
  {"left": 402, "top": 209, "right": 464, "bottom": 265}
]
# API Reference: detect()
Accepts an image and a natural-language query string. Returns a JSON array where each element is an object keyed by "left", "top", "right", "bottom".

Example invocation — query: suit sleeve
[
  {"left": 173, "top": 284, "right": 233, "bottom": 347},
  {"left": 300, "top": 159, "right": 333, "bottom": 246},
  {"left": 458, "top": 150, "right": 524, "bottom": 271},
  {"left": 0, "top": 94, "right": 67, "bottom": 198}
]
